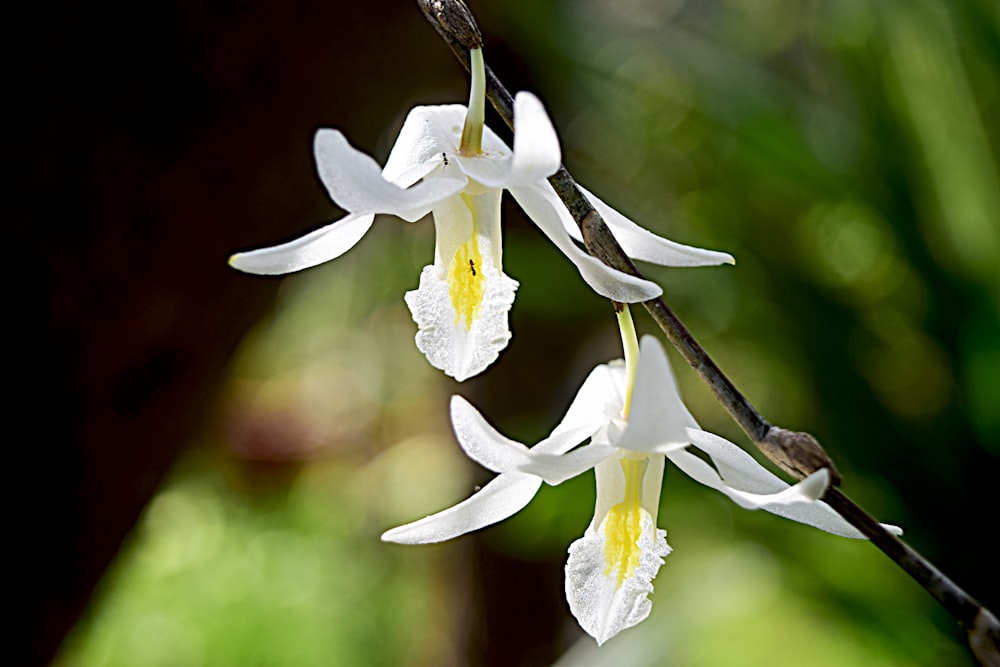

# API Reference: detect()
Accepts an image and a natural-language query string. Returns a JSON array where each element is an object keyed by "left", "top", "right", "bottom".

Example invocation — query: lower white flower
[
  {"left": 565, "top": 454, "right": 672, "bottom": 644},
  {"left": 382, "top": 317, "right": 903, "bottom": 644}
]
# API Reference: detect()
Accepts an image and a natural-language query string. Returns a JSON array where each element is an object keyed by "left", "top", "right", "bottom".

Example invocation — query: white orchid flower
[
  {"left": 229, "top": 48, "right": 733, "bottom": 381},
  {"left": 382, "top": 310, "right": 901, "bottom": 645}
]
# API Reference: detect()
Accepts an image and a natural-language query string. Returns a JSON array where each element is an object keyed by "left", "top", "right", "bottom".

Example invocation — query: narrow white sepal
[
  {"left": 616, "top": 337, "right": 691, "bottom": 454},
  {"left": 510, "top": 183, "right": 663, "bottom": 303},
  {"left": 678, "top": 428, "right": 904, "bottom": 538},
  {"left": 671, "top": 429, "right": 832, "bottom": 510},
  {"left": 521, "top": 179, "right": 734, "bottom": 268},
  {"left": 548, "top": 364, "right": 626, "bottom": 440},
  {"left": 382, "top": 105, "right": 468, "bottom": 187},
  {"left": 314, "top": 129, "right": 465, "bottom": 221},
  {"left": 507, "top": 92, "right": 561, "bottom": 186},
  {"left": 450, "top": 396, "right": 613, "bottom": 484},
  {"left": 565, "top": 511, "right": 671, "bottom": 645},
  {"left": 582, "top": 186, "right": 736, "bottom": 267},
  {"left": 380, "top": 471, "right": 542, "bottom": 544},
  {"left": 228, "top": 214, "right": 375, "bottom": 275}
]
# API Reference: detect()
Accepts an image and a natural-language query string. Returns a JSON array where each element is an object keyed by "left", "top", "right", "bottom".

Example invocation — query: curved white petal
[
  {"left": 508, "top": 92, "right": 561, "bottom": 185},
  {"left": 314, "top": 129, "right": 465, "bottom": 221},
  {"left": 674, "top": 428, "right": 831, "bottom": 508},
  {"left": 453, "top": 152, "right": 515, "bottom": 190},
  {"left": 510, "top": 183, "right": 663, "bottom": 302},
  {"left": 450, "top": 396, "right": 614, "bottom": 485},
  {"left": 381, "top": 472, "right": 542, "bottom": 544},
  {"left": 228, "top": 214, "right": 375, "bottom": 275},
  {"left": 669, "top": 446, "right": 830, "bottom": 509},
  {"left": 523, "top": 180, "right": 733, "bottom": 268},
  {"left": 382, "top": 104, "right": 467, "bottom": 187},
  {"left": 615, "top": 337, "right": 690, "bottom": 454},
  {"left": 549, "top": 363, "right": 626, "bottom": 441},
  {"left": 582, "top": 187, "right": 735, "bottom": 267},
  {"left": 565, "top": 511, "right": 671, "bottom": 645},
  {"left": 675, "top": 428, "right": 902, "bottom": 538},
  {"left": 684, "top": 428, "right": 813, "bottom": 495}
]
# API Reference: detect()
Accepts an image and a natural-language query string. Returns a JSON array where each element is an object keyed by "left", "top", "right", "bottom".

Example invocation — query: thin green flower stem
[
  {"left": 459, "top": 48, "right": 485, "bottom": 154},
  {"left": 616, "top": 305, "right": 639, "bottom": 418},
  {"left": 417, "top": 1, "right": 1000, "bottom": 663}
]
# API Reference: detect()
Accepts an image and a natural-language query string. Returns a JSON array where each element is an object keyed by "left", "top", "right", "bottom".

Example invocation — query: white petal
[
  {"left": 565, "top": 510, "right": 671, "bottom": 645},
  {"left": 314, "top": 129, "right": 465, "bottom": 221},
  {"left": 383, "top": 102, "right": 538, "bottom": 192},
  {"left": 669, "top": 446, "right": 830, "bottom": 509},
  {"left": 508, "top": 92, "right": 561, "bottom": 185},
  {"left": 582, "top": 187, "right": 735, "bottom": 267},
  {"left": 510, "top": 183, "right": 663, "bottom": 302},
  {"left": 453, "top": 153, "right": 515, "bottom": 191},
  {"left": 549, "top": 363, "right": 627, "bottom": 441},
  {"left": 522, "top": 179, "right": 733, "bottom": 268},
  {"left": 675, "top": 428, "right": 903, "bottom": 538},
  {"left": 684, "top": 428, "right": 814, "bottom": 496},
  {"left": 381, "top": 472, "right": 542, "bottom": 544},
  {"left": 674, "top": 429, "right": 830, "bottom": 508},
  {"left": 228, "top": 214, "right": 375, "bottom": 275},
  {"left": 450, "top": 396, "right": 614, "bottom": 485},
  {"left": 615, "top": 337, "right": 690, "bottom": 454},
  {"left": 382, "top": 105, "right": 467, "bottom": 187}
]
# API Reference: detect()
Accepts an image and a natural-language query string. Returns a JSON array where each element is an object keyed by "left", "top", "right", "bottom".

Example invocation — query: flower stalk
[
  {"left": 459, "top": 48, "right": 485, "bottom": 155},
  {"left": 616, "top": 304, "right": 639, "bottom": 418}
]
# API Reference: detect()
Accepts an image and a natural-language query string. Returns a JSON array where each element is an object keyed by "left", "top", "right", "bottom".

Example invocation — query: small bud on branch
[{"left": 758, "top": 427, "right": 841, "bottom": 485}]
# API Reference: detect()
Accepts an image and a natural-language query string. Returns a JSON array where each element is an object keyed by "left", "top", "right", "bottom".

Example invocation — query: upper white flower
[
  {"left": 382, "top": 331, "right": 901, "bottom": 645},
  {"left": 230, "top": 50, "right": 733, "bottom": 381}
]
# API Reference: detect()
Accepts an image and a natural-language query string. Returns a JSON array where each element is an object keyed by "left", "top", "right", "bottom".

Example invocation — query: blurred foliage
[{"left": 58, "top": 0, "right": 997, "bottom": 665}]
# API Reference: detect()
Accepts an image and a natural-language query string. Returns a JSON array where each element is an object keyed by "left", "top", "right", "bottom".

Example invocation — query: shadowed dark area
[{"left": 10, "top": 1, "right": 440, "bottom": 663}]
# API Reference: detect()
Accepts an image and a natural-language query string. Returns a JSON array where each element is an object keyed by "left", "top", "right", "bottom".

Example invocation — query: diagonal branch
[{"left": 417, "top": 1, "right": 1000, "bottom": 664}]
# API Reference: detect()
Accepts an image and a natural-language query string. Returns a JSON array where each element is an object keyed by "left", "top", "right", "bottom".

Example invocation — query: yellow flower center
[
  {"left": 448, "top": 215, "right": 485, "bottom": 330},
  {"left": 603, "top": 457, "right": 648, "bottom": 589}
]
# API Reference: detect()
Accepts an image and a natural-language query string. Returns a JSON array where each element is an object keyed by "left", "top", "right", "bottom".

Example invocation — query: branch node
[
  {"left": 757, "top": 427, "right": 841, "bottom": 485},
  {"left": 969, "top": 608, "right": 1000, "bottom": 667},
  {"left": 417, "top": 0, "right": 483, "bottom": 50}
]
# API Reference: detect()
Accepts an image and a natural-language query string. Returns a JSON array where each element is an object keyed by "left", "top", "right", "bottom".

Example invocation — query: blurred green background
[{"left": 53, "top": 0, "right": 997, "bottom": 665}]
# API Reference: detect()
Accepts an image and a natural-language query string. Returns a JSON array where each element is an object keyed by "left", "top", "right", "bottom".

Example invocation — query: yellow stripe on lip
[
  {"left": 448, "top": 197, "right": 485, "bottom": 330},
  {"left": 603, "top": 457, "right": 648, "bottom": 589}
]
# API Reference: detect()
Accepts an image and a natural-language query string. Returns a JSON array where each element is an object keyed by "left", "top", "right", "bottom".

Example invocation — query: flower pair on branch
[{"left": 229, "top": 27, "right": 898, "bottom": 648}]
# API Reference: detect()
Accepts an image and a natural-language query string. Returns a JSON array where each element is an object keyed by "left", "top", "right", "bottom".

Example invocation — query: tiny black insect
[
  {"left": 441, "top": 152, "right": 449, "bottom": 166},
  {"left": 469, "top": 259, "right": 477, "bottom": 276}
]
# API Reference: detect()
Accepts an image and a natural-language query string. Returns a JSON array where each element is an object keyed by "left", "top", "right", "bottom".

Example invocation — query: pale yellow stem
[
  {"left": 616, "top": 305, "right": 639, "bottom": 418},
  {"left": 459, "top": 48, "right": 485, "bottom": 155}
]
